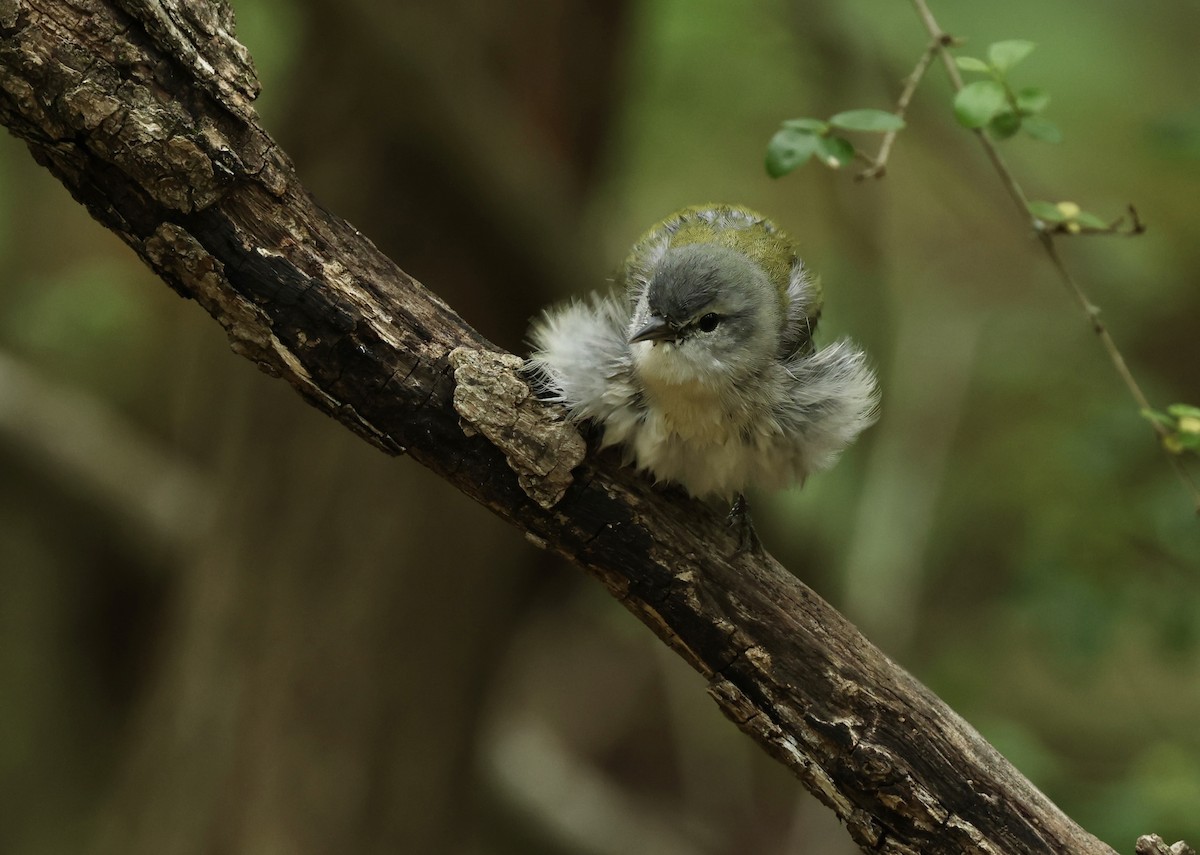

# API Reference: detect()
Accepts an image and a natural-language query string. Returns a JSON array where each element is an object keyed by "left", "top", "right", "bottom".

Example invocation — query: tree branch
[{"left": 0, "top": 1, "right": 1151, "bottom": 851}]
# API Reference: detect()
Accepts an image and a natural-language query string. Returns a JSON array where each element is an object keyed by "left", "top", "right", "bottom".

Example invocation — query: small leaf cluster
[
  {"left": 1027, "top": 201, "right": 1146, "bottom": 236},
  {"left": 953, "top": 40, "right": 1061, "bottom": 142},
  {"left": 766, "top": 109, "right": 904, "bottom": 178},
  {"left": 1143, "top": 404, "right": 1200, "bottom": 456},
  {"left": 1027, "top": 200, "right": 1108, "bottom": 234}
]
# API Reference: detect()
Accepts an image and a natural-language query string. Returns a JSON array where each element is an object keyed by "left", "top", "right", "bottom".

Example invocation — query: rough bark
[{"left": 0, "top": 1, "right": 1156, "bottom": 852}]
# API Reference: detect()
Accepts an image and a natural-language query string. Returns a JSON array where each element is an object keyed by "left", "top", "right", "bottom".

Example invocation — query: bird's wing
[
  {"left": 526, "top": 293, "right": 639, "bottom": 421},
  {"left": 774, "top": 339, "right": 880, "bottom": 474}
]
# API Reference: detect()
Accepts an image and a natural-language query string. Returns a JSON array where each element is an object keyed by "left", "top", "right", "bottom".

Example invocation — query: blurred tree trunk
[{"left": 276, "top": 0, "right": 624, "bottom": 351}]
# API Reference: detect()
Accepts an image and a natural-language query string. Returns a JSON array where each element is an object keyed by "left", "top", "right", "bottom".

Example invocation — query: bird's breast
[
  {"left": 638, "top": 375, "right": 742, "bottom": 443},
  {"left": 631, "top": 341, "right": 764, "bottom": 442}
]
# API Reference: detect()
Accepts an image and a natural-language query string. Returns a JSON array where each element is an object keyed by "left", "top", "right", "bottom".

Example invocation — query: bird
[{"left": 526, "top": 203, "right": 879, "bottom": 545}]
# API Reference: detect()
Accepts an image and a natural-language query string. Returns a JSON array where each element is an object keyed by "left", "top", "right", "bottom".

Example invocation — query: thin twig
[
  {"left": 858, "top": 37, "right": 942, "bottom": 180},
  {"left": 1036, "top": 232, "right": 1200, "bottom": 502},
  {"left": 908, "top": 0, "right": 1200, "bottom": 514}
]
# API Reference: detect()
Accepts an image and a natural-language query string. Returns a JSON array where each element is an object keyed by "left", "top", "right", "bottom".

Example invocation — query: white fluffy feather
[{"left": 527, "top": 292, "right": 879, "bottom": 500}]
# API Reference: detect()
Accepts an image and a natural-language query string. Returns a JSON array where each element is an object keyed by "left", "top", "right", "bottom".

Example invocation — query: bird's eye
[{"left": 697, "top": 313, "right": 721, "bottom": 332}]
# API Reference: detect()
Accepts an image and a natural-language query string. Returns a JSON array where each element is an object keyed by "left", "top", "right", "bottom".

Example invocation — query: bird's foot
[{"left": 726, "top": 493, "right": 763, "bottom": 556}]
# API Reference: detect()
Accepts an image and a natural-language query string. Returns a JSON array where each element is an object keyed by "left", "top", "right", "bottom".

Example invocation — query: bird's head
[{"left": 628, "top": 243, "right": 784, "bottom": 389}]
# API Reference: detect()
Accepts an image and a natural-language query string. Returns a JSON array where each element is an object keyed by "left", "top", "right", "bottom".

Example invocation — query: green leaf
[
  {"left": 829, "top": 109, "right": 906, "bottom": 133},
  {"left": 1023, "top": 116, "right": 1063, "bottom": 143},
  {"left": 766, "top": 127, "right": 820, "bottom": 177},
  {"left": 782, "top": 117, "right": 830, "bottom": 134},
  {"left": 1016, "top": 86, "right": 1050, "bottom": 115},
  {"left": 1075, "top": 211, "right": 1108, "bottom": 230},
  {"left": 1142, "top": 408, "right": 1176, "bottom": 430},
  {"left": 1167, "top": 403, "right": 1200, "bottom": 421},
  {"left": 1145, "top": 404, "right": 1200, "bottom": 455},
  {"left": 816, "top": 135, "right": 855, "bottom": 169},
  {"left": 1177, "top": 432, "right": 1200, "bottom": 451},
  {"left": 988, "top": 39, "right": 1036, "bottom": 72},
  {"left": 954, "top": 80, "right": 1009, "bottom": 128},
  {"left": 955, "top": 56, "right": 991, "bottom": 73},
  {"left": 988, "top": 111, "right": 1022, "bottom": 140},
  {"left": 1028, "top": 200, "right": 1067, "bottom": 222}
]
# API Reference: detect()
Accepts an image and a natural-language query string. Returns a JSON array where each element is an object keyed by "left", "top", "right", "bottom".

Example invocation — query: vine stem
[
  {"left": 908, "top": 0, "right": 1200, "bottom": 514},
  {"left": 858, "top": 37, "right": 939, "bottom": 179}
]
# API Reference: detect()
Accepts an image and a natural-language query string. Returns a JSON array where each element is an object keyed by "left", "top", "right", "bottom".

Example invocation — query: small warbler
[{"left": 527, "top": 204, "right": 878, "bottom": 532}]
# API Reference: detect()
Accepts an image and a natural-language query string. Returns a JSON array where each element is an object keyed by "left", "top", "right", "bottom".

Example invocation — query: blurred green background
[{"left": 1, "top": 1, "right": 1198, "bottom": 853}]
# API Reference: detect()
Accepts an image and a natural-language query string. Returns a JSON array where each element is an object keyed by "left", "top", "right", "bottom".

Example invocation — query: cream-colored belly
[
  {"left": 640, "top": 378, "right": 739, "bottom": 444},
  {"left": 625, "top": 402, "right": 802, "bottom": 498},
  {"left": 622, "top": 345, "right": 804, "bottom": 497}
]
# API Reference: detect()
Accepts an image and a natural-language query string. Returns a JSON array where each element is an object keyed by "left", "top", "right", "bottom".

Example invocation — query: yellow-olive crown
[
  {"left": 621, "top": 204, "right": 821, "bottom": 315},
  {"left": 619, "top": 204, "right": 822, "bottom": 357}
]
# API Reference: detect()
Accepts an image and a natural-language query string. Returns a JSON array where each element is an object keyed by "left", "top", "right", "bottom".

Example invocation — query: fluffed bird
[{"left": 527, "top": 204, "right": 879, "bottom": 544}]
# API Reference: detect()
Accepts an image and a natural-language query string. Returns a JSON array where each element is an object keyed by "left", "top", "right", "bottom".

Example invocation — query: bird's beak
[{"left": 629, "top": 316, "right": 676, "bottom": 344}]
